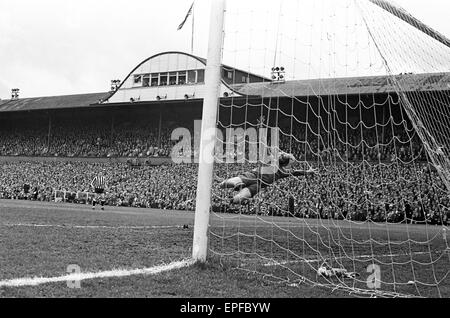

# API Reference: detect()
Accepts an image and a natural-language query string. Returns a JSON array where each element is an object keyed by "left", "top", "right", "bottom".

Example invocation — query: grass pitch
[{"left": 0, "top": 200, "right": 448, "bottom": 298}]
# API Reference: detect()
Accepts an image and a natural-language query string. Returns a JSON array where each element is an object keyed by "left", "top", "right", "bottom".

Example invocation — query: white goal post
[{"left": 192, "top": 0, "right": 226, "bottom": 262}]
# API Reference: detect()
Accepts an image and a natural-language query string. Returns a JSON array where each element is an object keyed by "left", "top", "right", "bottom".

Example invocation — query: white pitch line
[
  {"left": 0, "top": 259, "right": 195, "bottom": 288},
  {"left": 263, "top": 251, "right": 431, "bottom": 267},
  {"left": 1, "top": 223, "right": 186, "bottom": 230}
]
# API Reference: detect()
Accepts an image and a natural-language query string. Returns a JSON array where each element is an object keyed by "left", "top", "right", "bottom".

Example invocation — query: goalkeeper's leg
[
  {"left": 231, "top": 184, "right": 259, "bottom": 205},
  {"left": 219, "top": 177, "right": 245, "bottom": 190},
  {"left": 219, "top": 172, "right": 257, "bottom": 191},
  {"left": 231, "top": 188, "right": 252, "bottom": 205}
]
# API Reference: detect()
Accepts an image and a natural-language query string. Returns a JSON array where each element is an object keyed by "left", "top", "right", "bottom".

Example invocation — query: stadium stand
[
  {"left": 0, "top": 52, "right": 448, "bottom": 225},
  {"left": 0, "top": 95, "right": 427, "bottom": 162}
]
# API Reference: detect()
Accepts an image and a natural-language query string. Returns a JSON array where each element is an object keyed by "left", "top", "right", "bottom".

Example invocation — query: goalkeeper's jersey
[
  {"left": 251, "top": 155, "right": 292, "bottom": 186},
  {"left": 252, "top": 166, "right": 290, "bottom": 185}
]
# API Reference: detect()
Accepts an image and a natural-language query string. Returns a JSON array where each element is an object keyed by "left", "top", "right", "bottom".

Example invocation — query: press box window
[
  {"left": 197, "top": 69, "right": 205, "bottom": 83},
  {"left": 159, "top": 73, "right": 168, "bottom": 86},
  {"left": 188, "top": 70, "right": 197, "bottom": 84},
  {"left": 133, "top": 75, "right": 142, "bottom": 85},
  {"left": 178, "top": 72, "right": 187, "bottom": 85},
  {"left": 143, "top": 75, "right": 150, "bottom": 87},
  {"left": 151, "top": 74, "right": 159, "bottom": 87},
  {"left": 169, "top": 72, "right": 177, "bottom": 85}
]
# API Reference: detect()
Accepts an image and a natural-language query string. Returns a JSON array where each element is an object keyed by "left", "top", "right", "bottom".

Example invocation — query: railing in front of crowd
[{"left": 53, "top": 189, "right": 96, "bottom": 204}]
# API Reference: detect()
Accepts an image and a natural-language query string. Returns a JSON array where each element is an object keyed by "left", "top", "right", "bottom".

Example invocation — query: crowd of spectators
[
  {"left": 0, "top": 121, "right": 175, "bottom": 158},
  {"left": 0, "top": 118, "right": 426, "bottom": 163},
  {"left": 0, "top": 160, "right": 448, "bottom": 225},
  {"left": 0, "top": 161, "right": 197, "bottom": 211},
  {"left": 0, "top": 111, "right": 447, "bottom": 225},
  {"left": 277, "top": 125, "right": 426, "bottom": 163}
]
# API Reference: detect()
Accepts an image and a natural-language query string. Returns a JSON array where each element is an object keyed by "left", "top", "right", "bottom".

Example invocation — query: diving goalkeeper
[{"left": 218, "top": 150, "right": 318, "bottom": 204}]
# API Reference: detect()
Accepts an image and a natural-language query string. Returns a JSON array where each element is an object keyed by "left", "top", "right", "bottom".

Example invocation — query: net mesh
[{"left": 208, "top": 0, "right": 450, "bottom": 298}]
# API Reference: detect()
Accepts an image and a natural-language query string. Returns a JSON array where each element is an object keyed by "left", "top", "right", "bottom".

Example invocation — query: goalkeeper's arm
[{"left": 291, "top": 167, "right": 318, "bottom": 177}]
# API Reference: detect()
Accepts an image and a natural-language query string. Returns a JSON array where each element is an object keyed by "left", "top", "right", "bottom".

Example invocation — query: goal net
[{"left": 206, "top": 0, "right": 450, "bottom": 298}]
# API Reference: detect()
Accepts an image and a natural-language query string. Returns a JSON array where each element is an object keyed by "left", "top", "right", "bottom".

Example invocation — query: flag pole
[{"left": 191, "top": 3, "right": 195, "bottom": 54}]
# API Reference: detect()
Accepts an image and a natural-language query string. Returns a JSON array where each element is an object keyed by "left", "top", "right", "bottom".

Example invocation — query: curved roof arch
[
  {"left": 104, "top": 51, "right": 267, "bottom": 103},
  {"left": 106, "top": 51, "right": 207, "bottom": 99}
]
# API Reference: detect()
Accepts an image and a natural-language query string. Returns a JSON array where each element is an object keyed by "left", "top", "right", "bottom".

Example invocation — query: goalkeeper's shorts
[
  {"left": 238, "top": 172, "right": 276, "bottom": 197},
  {"left": 238, "top": 172, "right": 258, "bottom": 186},
  {"left": 246, "top": 183, "right": 261, "bottom": 197},
  {"left": 239, "top": 172, "right": 276, "bottom": 188}
]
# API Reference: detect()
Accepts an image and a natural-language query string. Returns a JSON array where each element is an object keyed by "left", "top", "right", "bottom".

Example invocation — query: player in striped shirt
[{"left": 91, "top": 172, "right": 107, "bottom": 210}]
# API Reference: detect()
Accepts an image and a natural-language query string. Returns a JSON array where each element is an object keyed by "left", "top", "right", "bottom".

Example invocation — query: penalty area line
[{"left": 0, "top": 259, "right": 195, "bottom": 288}]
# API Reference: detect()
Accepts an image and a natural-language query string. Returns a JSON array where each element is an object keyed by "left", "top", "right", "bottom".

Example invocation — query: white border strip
[
  {"left": 0, "top": 259, "right": 195, "bottom": 288},
  {"left": 2, "top": 223, "right": 186, "bottom": 230}
]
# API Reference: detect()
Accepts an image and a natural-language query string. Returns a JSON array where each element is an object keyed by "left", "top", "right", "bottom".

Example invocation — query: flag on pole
[{"left": 177, "top": 2, "right": 194, "bottom": 31}]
